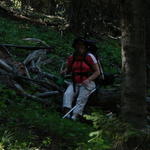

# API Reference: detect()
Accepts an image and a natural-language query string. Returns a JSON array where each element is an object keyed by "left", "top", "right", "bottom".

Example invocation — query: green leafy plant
[
  {"left": 97, "top": 39, "right": 121, "bottom": 73},
  {"left": 79, "top": 111, "right": 150, "bottom": 150}
]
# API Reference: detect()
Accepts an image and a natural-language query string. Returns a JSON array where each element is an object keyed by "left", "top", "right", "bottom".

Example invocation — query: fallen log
[
  {"left": 0, "top": 41, "right": 67, "bottom": 105},
  {"left": 0, "top": 72, "right": 64, "bottom": 92},
  {"left": 0, "top": 59, "right": 13, "bottom": 72},
  {"left": 0, "top": 44, "right": 53, "bottom": 50},
  {"left": 85, "top": 88, "right": 121, "bottom": 113},
  {"left": 35, "top": 91, "right": 59, "bottom": 97},
  {"left": 23, "top": 49, "right": 48, "bottom": 65},
  {"left": 20, "top": 76, "right": 64, "bottom": 92},
  {"left": 87, "top": 88, "right": 150, "bottom": 114}
]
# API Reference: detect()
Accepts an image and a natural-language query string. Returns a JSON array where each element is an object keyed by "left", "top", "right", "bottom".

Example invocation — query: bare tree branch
[{"left": 22, "top": 38, "right": 49, "bottom": 47}]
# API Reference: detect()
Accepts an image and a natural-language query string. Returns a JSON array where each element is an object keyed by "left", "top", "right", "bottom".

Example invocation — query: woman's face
[{"left": 76, "top": 42, "right": 86, "bottom": 54}]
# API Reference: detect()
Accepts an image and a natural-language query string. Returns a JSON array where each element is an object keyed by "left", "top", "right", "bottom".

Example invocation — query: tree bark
[
  {"left": 47, "top": 0, "right": 56, "bottom": 15},
  {"left": 145, "top": 1, "right": 150, "bottom": 88},
  {"left": 121, "top": 0, "right": 147, "bottom": 129},
  {"left": 21, "top": 0, "right": 31, "bottom": 11},
  {"left": 66, "top": 0, "right": 84, "bottom": 33}
]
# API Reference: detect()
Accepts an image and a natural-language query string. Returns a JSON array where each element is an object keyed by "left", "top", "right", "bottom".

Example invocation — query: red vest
[{"left": 67, "top": 54, "right": 96, "bottom": 83}]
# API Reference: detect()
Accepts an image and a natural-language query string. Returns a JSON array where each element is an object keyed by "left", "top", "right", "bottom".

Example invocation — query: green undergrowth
[
  {"left": 77, "top": 111, "right": 150, "bottom": 150},
  {"left": 0, "top": 84, "right": 93, "bottom": 150},
  {"left": 98, "top": 39, "right": 121, "bottom": 73},
  {"left": 0, "top": 16, "right": 73, "bottom": 60},
  {"left": 0, "top": 15, "right": 121, "bottom": 74},
  {"left": 1, "top": 84, "right": 150, "bottom": 150}
]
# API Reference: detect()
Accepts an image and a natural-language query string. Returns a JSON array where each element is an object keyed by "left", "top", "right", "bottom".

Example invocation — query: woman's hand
[
  {"left": 82, "top": 78, "right": 91, "bottom": 86},
  {"left": 60, "top": 68, "right": 67, "bottom": 76},
  {"left": 60, "top": 70, "right": 66, "bottom": 75}
]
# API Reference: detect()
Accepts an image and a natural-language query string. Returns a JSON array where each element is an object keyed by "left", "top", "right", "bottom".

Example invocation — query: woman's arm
[
  {"left": 88, "top": 63, "right": 100, "bottom": 81},
  {"left": 82, "top": 63, "right": 100, "bottom": 85}
]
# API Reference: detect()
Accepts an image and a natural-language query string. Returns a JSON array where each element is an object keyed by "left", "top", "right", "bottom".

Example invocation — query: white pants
[{"left": 63, "top": 81, "right": 96, "bottom": 117}]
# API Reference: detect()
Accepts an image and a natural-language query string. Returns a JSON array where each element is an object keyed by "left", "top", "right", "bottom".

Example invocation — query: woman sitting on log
[{"left": 61, "top": 37, "right": 101, "bottom": 120}]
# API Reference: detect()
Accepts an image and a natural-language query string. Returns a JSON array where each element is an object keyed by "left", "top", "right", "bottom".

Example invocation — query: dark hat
[
  {"left": 72, "top": 37, "right": 87, "bottom": 48},
  {"left": 85, "top": 40, "right": 98, "bottom": 51}
]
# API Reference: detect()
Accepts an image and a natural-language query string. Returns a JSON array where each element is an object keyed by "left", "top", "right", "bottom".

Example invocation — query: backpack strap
[
  {"left": 83, "top": 53, "right": 105, "bottom": 82},
  {"left": 83, "top": 54, "right": 95, "bottom": 72}
]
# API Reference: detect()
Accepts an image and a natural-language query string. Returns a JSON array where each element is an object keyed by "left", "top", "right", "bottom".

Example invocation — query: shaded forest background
[
  {"left": 0, "top": 0, "right": 150, "bottom": 150},
  {"left": 0, "top": 0, "right": 121, "bottom": 38}
]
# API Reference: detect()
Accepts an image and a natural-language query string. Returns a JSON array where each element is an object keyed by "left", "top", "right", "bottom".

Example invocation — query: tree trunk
[
  {"left": 66, "top": 0, "right": 84, "bottom": 33},
  {"left": 121, "top": 0, "right": 147, "bottom": 129},
  {"left": 21, "top": 0, "right": 30, "bottom": 11},
  {"left": 66, "top": 0, "right": 93, "bottom": 34},
  {"left": 145, "top": 1, "right": 150, "bottom": 88},
  {"left": 47, "top": 0, "right": 56, "bottom": 15}
]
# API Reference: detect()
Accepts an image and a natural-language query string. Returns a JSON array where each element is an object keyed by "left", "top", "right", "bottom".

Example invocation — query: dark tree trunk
[
  {"left": 121, "top": 0, "right": 147, "bottom": 129},
  {"left": 145, "top": 1, "right": 150, "bottom": 88},
  {"left": 21, "top": 0, "right": 31, "bottom": 11},
  {"left": 66, "top": 0, "right": 99, "bottom": 35},
  {"left": 47, "top": 0, "right": 56, "bottom": 15},
  {"left": 66, "top": 0, "right": 85, "bottom": 34}
]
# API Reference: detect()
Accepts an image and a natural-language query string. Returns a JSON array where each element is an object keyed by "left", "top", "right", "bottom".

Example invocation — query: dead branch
[
  {"left": 0, "top": 44, "right": 52, "bottom": 50},
  {"left": 0, "top": 41, "right": 66, "bottom": 105},
  {"left": 36, "top": 71, "right": 58, "bottom": 80},
  {"left": 1, "top": 45, "right": 14, "bottom": 57},
  {"left": 23, "top": 38, "right": 49, "bottom": 47},
  {"left": 24, "top": 65, "right": 31, "bottom": 78},
  {"left": 23, "top": 49, "right": 48, "bottom": 66},
  {"left": 0, "top": 59, "right": 13, "bottom": 72},
  {"left": 107, "top": 35, "right": 121, "bottom": 40},
  {"left": 15, "top": 75, "right": 64, "bottom": 92},
  {"left": 14, "top": 83, "right": 50, "bottom": 104},
  {"left": 35, "top": 91, "right": 59, "bottom": 97},
  {"left": 38, "top": 59, "right": 53, "bottom": 66}
]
